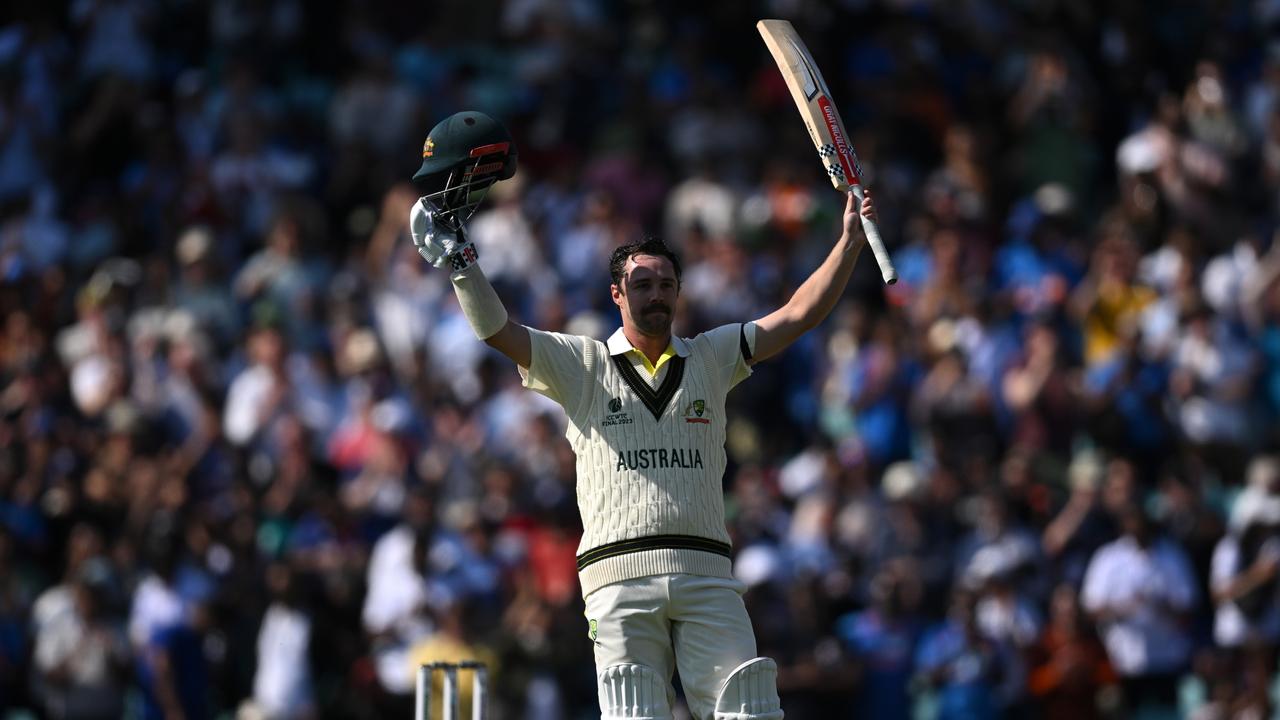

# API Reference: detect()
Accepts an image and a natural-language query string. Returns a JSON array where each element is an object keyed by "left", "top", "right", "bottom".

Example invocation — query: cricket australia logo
[
  {"left": 603, "top": 396, "right": 633, "bottom": 427},
  {"left": 684, "top": 398, "right": 710, "bottom": 424}
]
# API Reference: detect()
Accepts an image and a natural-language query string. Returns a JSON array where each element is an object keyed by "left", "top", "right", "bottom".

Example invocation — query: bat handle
[{"left": 849, "top": 185, "right": 897, "bottom": 285}]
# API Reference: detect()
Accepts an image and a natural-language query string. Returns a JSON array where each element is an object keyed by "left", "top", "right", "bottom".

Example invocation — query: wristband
[{"left": 448, "top": 241, "right": 480, "bottom": 273}]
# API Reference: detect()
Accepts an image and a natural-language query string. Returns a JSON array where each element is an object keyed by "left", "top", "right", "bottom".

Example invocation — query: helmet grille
[{"left": 418, "top": 156, "right": 500, "bottom": 230}]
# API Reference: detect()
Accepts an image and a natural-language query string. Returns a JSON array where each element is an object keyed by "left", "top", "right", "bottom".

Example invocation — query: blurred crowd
[{"left": 3, "top": 0, "right": 1280, "bottom": 719}]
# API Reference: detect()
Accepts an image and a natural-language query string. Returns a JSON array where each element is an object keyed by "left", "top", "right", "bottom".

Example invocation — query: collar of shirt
[{"left": 606, "top": 327, "right": 690, "bottom": 377}]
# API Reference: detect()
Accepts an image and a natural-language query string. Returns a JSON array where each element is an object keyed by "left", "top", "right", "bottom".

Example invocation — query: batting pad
[
  {"left": 714, "top": 657, "right": 784, "bottom": 720},
  {"left": 598, "top": 663, "right": 672, "bottom": 720}
]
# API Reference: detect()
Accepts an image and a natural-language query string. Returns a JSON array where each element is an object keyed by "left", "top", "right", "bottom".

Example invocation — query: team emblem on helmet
[{"left": 422, "top": 137, "right": 435, "bottom": 158}]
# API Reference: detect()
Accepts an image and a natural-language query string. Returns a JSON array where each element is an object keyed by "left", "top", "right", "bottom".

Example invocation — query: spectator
[
  {"left": 223, "top": 320, "right": 294, "bottom": 453},
  {"left": 1209, "top": 475, "right": 1280, "bottom": 649},
  {"left": 913, "top": 589, "right": 1016, "bottom": 720},
  {"left": 128, "top": 530, "right": 210, "bottom": 720},
  {"left": 1082, "top": 503, "right": 1198, "bottom": 716},
  {"left": 1168, "top": 300, "right": 1257, "bottom": 456},
  {"left": 1001, "top": 320, "right": 1076, "bottom": 458},
  {"left": 954, "top": 490, "right": 1043, "bottom": 598},
  {"left": 4, "top": 3, "right": 1280, "bottom": 717},
  {"left": 244, "top": 562, "right": 315, "bottom": 720},
  {"left": 0, "top": 527, "right": 34, "bottom": 709},
  {"left": 171, "top": 225, "right": 239, "bottom": 348},
  {"left": 405, "top": 599, "right": 498, "bottom": 720},
  {"left": 30, "top": 557, "right": 130, "bottom": 720},
  {"left": 1028, "top": 584, "right": 1117, "bottom": 720},
  {"left": 231, "top": 202, "right": 327, "bottom": 349},
  {"left": 361, "top": 483, "right": 438, "bottom": 698},
  {"left": 1042, "top": 449, "right": 1117, "bottom": 585},
  {"left": 837, "top": 562, "right": 923, "bottom": 720},
  {"left": 1072, "top": 230, "right": 1156, "bottom": 368}
]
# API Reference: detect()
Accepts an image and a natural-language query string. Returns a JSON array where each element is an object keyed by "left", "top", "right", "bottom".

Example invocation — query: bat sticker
[{"left": 787, "top": 38, "right": 821, "bottom": 101}]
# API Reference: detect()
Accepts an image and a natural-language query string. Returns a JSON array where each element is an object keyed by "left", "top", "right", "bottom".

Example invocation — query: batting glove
[{"left": 409, "top": 197, "right": 479, "bottom": 272}]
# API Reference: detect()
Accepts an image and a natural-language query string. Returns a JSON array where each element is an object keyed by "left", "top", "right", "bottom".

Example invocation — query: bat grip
[{"left": 849, "top": 185, "right": 897, "bottom": 285}]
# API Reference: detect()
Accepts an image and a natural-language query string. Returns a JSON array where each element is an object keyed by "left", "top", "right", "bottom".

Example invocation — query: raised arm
[
  {"left": 483, "top": 319, "right": 531, "bottom": 367},
  {"left": 410, "top": 198, "right": 532, "bottom": 367},
  {"left": 751, "top": 191, "right": 875, "bottom": 363}
]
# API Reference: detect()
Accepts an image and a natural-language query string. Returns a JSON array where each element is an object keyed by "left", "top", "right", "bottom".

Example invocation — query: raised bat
[{"left": 757, "top": 19, "right": 897, "bottom": 285}]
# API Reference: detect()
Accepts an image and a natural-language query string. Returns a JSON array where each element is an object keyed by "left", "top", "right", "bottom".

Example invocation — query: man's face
[
  {"left": 612, "top": 254, "right": 678, "bottom": 338},
  {"left": 1121, "top": 508, "right": 1152, "bottom": 547}
]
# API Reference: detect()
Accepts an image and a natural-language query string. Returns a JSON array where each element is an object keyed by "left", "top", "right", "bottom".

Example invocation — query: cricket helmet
[{"left": 411, "top": 111, "right": 518, "bottom": 230}]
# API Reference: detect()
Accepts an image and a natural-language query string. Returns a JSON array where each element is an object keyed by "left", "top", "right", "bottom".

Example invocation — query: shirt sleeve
[
  {"left": 696, "top": 322, "right": 755, "bottom": 392},
  {"left": 518, "top": 328, "right": 594, "bottom": 415}
]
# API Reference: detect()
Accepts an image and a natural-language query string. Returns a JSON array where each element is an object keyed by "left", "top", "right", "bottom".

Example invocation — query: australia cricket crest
[{"left": 684, "top": 398, "right": 710, "bottom": 424}]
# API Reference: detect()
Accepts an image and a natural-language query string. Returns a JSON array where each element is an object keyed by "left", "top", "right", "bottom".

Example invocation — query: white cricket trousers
[{"left": 583, "top": 574, "right": 758, "bottom": 720}]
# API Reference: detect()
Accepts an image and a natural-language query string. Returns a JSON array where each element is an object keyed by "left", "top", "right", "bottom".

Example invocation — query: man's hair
[{"left": 609, "top": 237, "right": 682, "bottom": 290}]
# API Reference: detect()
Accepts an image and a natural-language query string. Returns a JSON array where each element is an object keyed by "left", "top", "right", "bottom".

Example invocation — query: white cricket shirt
[
  {"left": 1080, "top": 535, "right": 1198, "bottom": 675},
  {"left": 520, "top": 324, "right": 755, "bottom": 597}
]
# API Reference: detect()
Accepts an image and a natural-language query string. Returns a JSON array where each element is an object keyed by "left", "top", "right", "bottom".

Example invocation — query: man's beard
[{"left": 634, "top": 303, "right": 672, "bottom": 335}]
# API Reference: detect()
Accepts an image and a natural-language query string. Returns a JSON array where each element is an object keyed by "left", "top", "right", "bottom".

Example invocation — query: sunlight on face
[{"left": 613, "top": 254, "right": 678, "bottom": 337}]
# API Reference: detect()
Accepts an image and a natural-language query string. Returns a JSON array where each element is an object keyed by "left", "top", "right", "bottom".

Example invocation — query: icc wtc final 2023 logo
[{"left": 604, "top": 397, "right": 632, "bottom": 427}]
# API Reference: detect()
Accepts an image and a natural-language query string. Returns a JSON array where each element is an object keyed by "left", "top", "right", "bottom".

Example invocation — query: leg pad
[
  {"left": 714, "top": 657, "right": 784, "bottom": 720},
  {"left": 599, "top": 663, "right": 672, "bottom": 720}
]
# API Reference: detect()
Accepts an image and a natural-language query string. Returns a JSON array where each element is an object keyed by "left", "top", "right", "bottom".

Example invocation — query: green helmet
[{"left": 411, "top": 111, "right": 518, "bottom": 229}]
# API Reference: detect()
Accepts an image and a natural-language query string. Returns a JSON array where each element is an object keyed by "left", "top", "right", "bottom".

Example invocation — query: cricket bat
[{"left": 757, "top": 19, "right": 898, "bottom": 285}]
